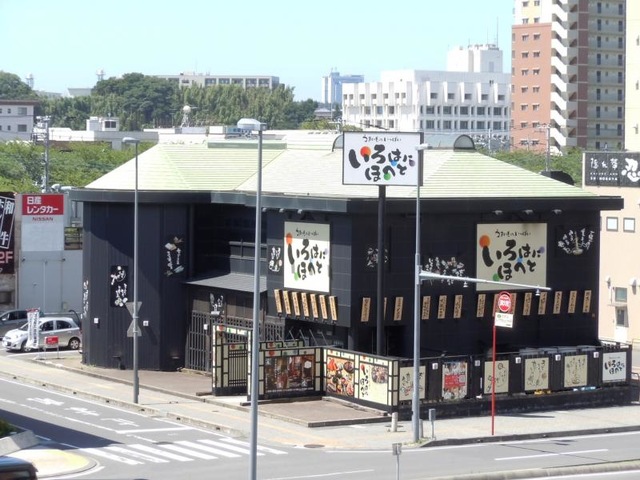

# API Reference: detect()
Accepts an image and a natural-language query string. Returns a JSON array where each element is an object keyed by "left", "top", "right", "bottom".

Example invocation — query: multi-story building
[
  {"left": 586, "top": 0, "right": 639, "bottom": 345},
  {"left": 341, "top": 45, "right": 510, "bottom": 149},
  {"left": 321, "top": 70, "right": 365, "bottom": 109},
  {"left": 0, "top": 100, "right": 38, "bottom": 142},
  {"left": 155, "top": 72, "right": 280, "bottom": 90},
  {"left": 511, "top": 0, "right": 626, "bottom": 154}
]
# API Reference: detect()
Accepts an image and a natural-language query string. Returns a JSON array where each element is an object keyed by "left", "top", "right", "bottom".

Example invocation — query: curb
[{"left": 0, "top": 430, "right": 39, "bottom": 456}]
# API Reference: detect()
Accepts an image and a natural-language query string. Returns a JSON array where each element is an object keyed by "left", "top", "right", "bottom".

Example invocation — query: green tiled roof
[{"left": 87, "top": 133, "right": 596, "bottom": 201}]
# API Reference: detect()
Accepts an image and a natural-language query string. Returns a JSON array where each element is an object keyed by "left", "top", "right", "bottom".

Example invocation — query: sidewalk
[{"left": 1, "top": 351, "right": 640, "bottom": 478}]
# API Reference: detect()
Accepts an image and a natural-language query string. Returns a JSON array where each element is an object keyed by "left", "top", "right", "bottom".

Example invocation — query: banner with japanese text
[{"left": 476, "top": 223, "right": 547, "bottom": 291}]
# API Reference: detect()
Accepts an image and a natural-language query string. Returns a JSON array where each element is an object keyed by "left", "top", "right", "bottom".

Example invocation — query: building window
[
  {"left": 532, "top": 104, "right": 540, "bottom": 111},
  {"left": 498, "top": 94, "right": 505, "bottom": 101},
  {"left": 17, "top": 124, "right": 27, "bottom": 132},
  {"left": 443, "top": 106, "right": 452, "bottom": 115},
  {"left": 533, "top": 51, "right": 540, "bottom": 58},
  {"left": 477, "top": 107, "right": 485, "bottom": 115},
  {"left": 481, "top": 94, "right": 488, "bottom": 101},
  {"left": 522, "top": 69, "right": 529, "bottom": 76},
  {"left": 17, "top": 107, "right": 27, "bottom": 115},
  {"left": 618, "top": 72, "right": 623, "bottom": 84},
  {"left": 623, "top": 218, "right": 636, "bottom": 232},
  {"left": 533, "top": 68, "right": 540, "bottom": 75},
  {"left": 425, "top": 120, "right": 435, "bottom": 129},
  {"left": 376, "top": 106, "right": 383, "bottom": 115},
  {"left": 447, "top": 93, "right": 455, "bottom": 100},
  {"left": 616, "top": 306, "right": 628, "bottom": 327},
  {"left": 596, "top": 106, "right": 601, "bottom": 118},
  {"left": 597, "top": 54, "right": 601, "bottom": 65},
  {"left": 388, "top": 106, "right": 395, "bottom": 115},
  {"left": 371, "top": 94, "right": 377, "bottom": 100},
  {"left": 521, "top": 104, "right": 528, "bottom": 111},
  {"left": 533, "top": 33, "right": 540, "bottom": 40},
  {"left": 443, "top": 120, "right": 452, "bottom": 130},
  {"left": 460, "top": 120, "right": 469, "bottom": 129},
  {"left": 460, "top": 106, "right": 469, "bottom": 115},
  {"left": 522, "top": 34, "right": 529, "bottom": 41},
  {"left": 364, "top": 107, "right": 371, "bottom": 115},
  {"left": 430, "top": 93, "right": 438, "bottom": 99},
  {"left": 521, "top": 86, "right": 528, "bottom": 93},
  {"left": 533, "top": 17, "right": 540, "bottom": 23},
  {"left": 477, "top": 121, "right": 485, "bottom": 129},
  {"left": 520, "top": 122, "right": 528, "bottom": 128},
  {"left": 426, "top": 106, "right": 435, "bottom": 114},
  {"left": 606, "top": 217, "right": 618, "bottom": 231},
  {"left": 522, "top": 52, "right": 529, "bottom": 58},
  {"left": 464, "top": 93, "right": 472, "bottom": 100}
]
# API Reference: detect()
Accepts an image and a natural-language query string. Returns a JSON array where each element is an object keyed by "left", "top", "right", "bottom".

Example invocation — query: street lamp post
[
  {"left": 122, "top": 136, "right": 141, "bottom": 404},
  {"left": 237, "top": 118, "right": 266, "bottom": 480}
]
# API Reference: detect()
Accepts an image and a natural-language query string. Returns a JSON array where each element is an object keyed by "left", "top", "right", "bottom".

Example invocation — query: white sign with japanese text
[
  {"left": 476, "top": 223, "right": 547, "bottom": 292},
  {"left": 284, "top": 222, "right": 330, "bottom": 293},
  {"left": 21, "top": 194, "right": 65, "bottom": 252},
  {"left": 342, "top": 132, "right": 422, "bottom": 186}
]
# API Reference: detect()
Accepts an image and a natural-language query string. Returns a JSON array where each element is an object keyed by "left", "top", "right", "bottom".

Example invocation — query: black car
[{"left": 0, "top": 456, "right": 38, "bottom": 479}]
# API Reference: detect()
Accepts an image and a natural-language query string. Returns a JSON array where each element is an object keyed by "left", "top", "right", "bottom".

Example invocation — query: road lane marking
[
  {"left": 496, "top": 448, "right": 608, "bottom": 461},
  {"left": 115, "top": 426, "right": 192, "bottom": 434},
  {"left": 264, "top": 470, "right": 375, "bottom": 479},
  {"left": 159, "top": 443, "right": 217, "bottom": 460},
  {"left": 106, "top": 445, "right": 170, "bottom": 463}
]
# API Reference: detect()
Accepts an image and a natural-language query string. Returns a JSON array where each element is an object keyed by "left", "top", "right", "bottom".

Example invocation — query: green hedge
[{"left": 0, "top": 418, "right": 15, "bottom": 437}]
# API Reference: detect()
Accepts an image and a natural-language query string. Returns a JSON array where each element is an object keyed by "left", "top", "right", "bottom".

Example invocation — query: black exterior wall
[{"left": 82, "top": 202, "right": 190, "bottom": 371}]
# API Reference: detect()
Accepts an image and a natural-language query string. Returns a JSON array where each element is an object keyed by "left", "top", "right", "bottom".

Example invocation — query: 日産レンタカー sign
[{"left": 342, "top": 132, "right": 422, "bottom": 186}]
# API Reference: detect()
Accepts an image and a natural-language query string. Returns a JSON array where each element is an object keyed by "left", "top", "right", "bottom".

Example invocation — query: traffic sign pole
[{"left": 493, "top": 291, "right": 512, "bottom": 436}]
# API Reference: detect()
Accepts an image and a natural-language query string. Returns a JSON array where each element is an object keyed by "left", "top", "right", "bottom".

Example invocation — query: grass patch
[{"left": 0, "top": 418, "right": 16, "bottom": 437}]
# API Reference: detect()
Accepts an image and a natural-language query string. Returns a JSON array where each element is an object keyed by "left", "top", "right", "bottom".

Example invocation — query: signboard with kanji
[
  {"left": 342, "top": 132, "right": 422, "bottom": 186},
  {"left": 21, "top": 193, "right": 65, "bottom": 251}
]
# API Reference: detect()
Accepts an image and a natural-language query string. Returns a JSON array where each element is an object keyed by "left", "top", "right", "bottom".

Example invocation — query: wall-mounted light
[
  {"left": 522, "top": 209, "right": 534, "bottom": 215},
  {"left": 551, "top": 209, "right": 562, "bottom": 215},
  {"left": 278, "top": 208, "right": 285, "bottom": 213},
  {"left": 535, "top": 288, "right": 540, "bottom": 297},
  {"left": 297, "top": 209, "right": 304, "bottom": 215},
  {"left": 630, "top": 278, "right": 638, "bottom": 288},
  {"left": 605, "top": 275, "right": 611, "bottom": 288},
  {"left": 492, "top": 210, "right": 503, "bottom": 216}
]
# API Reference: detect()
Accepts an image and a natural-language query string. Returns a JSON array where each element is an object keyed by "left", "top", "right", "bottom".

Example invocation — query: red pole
[{"left": 491, "top": 321, "right": 496, "bottom": 436}]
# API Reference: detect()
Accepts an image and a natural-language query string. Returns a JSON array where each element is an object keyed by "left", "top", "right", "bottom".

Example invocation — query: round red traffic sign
[{"left": 497, "top": 292, "right": 512, "bottom": 313}]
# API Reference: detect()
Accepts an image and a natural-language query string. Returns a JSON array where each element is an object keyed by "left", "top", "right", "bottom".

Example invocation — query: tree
[{"left": 0, "top": 71, "right": 38, "bottom": 100}]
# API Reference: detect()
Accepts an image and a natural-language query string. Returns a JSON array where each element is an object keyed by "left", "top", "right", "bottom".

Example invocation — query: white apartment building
[
  {"left": 341, "top": 45, "right": 510, "bottom": 148},
  {"left": 0, "top": 100, "right": 38, "bottom": 142}
]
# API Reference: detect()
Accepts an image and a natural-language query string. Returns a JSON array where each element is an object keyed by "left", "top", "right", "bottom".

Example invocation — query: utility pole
[
  {"left": 34, "top": 116, "right": 51, "bottom": 192},
  {"left": 545, "top": 123, "right": 551, "bottom": 172}
]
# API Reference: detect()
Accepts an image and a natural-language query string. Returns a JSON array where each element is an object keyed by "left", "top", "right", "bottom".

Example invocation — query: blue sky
[{"left": 1, "top": 0, "right": 514, "bottom": 101}]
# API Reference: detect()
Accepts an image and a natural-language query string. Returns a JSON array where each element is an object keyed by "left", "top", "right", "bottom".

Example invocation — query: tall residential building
[
  {"left": 625, "top": 0, "right": 640, "bottom": 151},
  {"left": 341, "top": 45, "right": 510, "bottom": 149},
  {"left": 321, "top": 70, "right": 365, "bottom": 107},
  {"left": 511, "top": 0, "right": 626, "bottom": 154}
]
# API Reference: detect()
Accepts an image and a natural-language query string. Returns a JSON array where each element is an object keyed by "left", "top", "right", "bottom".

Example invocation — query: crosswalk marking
[
  {"left": 128, "top": 444, "right": 193, "bottom": 462},
  {"left": 107, "top": 446, "right": 170, "bottom": 463},
  {"left": 221, "top": 437, "right": 288, "bottom": 455},
  {"left": 175, "top": 440, "right": 241, "bottom": 458},
  {"left": 160, "top": 443, "right": 217, "bottom": 460},
  {"left": 82, "top": 447, "right": 142, "bottom": 466},
  {"left": 81, "top": 437, "right": 288, "bottom": 466}
]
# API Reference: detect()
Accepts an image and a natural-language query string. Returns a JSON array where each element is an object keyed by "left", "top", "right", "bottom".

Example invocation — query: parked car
[
  {"left": 0, "top": 309, "right": 30, "bottom": 339},
  {"left": 2, "top": 316, "right": 82, "bottom": 352},
  {"left": 0, "top": 456, "right": 38, "bottom": 479}
]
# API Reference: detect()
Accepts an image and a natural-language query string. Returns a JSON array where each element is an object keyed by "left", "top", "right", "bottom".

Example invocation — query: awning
[{"left": 185, "top": 272, "right": 267, "bottom": 293}]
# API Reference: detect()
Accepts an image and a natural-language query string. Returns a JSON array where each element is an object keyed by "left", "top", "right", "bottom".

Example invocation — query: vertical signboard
[
  {"left": 284, "top": 222, "right": 330, "bottom": 292},
  {"left": 22, "top": 194, "right": 65, "bottom": 251},
  {"left": 342, "top": 132, "right": 422, "bottom": 186},
  {"left": 476, "top": 223, "right": 547, "bottom": 291},
  {"left": 0, "top": 193, "right": 16, "bottom": 273}
]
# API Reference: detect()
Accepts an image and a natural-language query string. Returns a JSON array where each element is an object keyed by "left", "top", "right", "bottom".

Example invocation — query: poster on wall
[
  {"left": 110, "top": 265, "right": 128, "bottom": 308},
  {"left": 0, "top": 193, "right": 16, "bottom": 274},
  {"left": 399, "top": 365, "right": 426, "bottom": 401},
  {"left": 284, "top": 222, "right": 330, "bottom": 293},
  {"left": 325, "top": 351, "right": 356, "bottom": 397},
  {"left": 359, "top": 359, "right": 390, "bottom": 405},
  {"left": 442, "top": 361, "right": 467, "bottom": 400},
  {"left": 524, "top": 357, "right": 549, "bottom": 391},
  {"left": 342, "top": 132, "right": 422, "bottom": 186},
  {"left": 564, "top": 355, "right": 587, "bottom": 388},
  {"left": 476, "top": 223, "right": 547, "bottom": 291},
  {"left": 264, "top": 352, "right": 315, "bottom": 393},
  {"left": 602, "top": 351, "right": 627, "bottom": 382},
  {"left": 483, "top": 360, "right": 509, "bottom": 394}
]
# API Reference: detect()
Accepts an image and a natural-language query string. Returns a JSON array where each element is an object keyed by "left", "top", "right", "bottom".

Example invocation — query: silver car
[
  {"left": 2, "top": 317, "right": 82, "bottom": 352},
  {"left": 0, "top": 309, "right": 29, "bottom": 339}
]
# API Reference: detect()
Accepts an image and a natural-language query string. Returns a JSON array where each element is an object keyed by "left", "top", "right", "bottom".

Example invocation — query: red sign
[
  {"left": 497, "top": 292, "right": 512, "bottom": 313},
  {"left": 22, "top": 194, "right": 64, "bottom": 216},
  {"left": 45, "top": 336, "right": 59, "bottom": 346}
]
